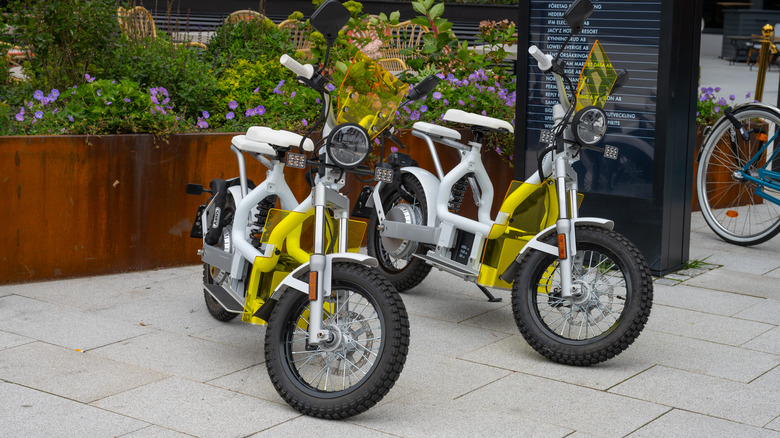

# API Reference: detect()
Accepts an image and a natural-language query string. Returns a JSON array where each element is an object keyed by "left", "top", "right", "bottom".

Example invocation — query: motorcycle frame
[{"left": 372, "top": 74, "right": 613, "bottom": 299}]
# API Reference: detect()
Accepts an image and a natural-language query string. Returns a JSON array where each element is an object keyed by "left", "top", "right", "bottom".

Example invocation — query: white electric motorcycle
[
  {"left": 358, "top": 0, "right": 653, "bottom": 365},
  {"left": 185, "top": 0, "right": 442, "bottom": 418}
]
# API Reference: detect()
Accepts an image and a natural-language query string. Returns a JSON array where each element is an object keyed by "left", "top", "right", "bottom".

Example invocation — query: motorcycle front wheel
[
  {"left": 264, "top": 262, "right": 409, "bottom": 419},
  {"left": 512, "top": 226, "right": 653, "bottom": 366}
]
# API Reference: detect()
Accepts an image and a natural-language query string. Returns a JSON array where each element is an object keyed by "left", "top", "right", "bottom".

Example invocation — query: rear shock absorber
[
  {"left": 250, "top": 195, "right": 278, "bottom": 248},
  {"left": 448, "top": 173, "right": 472, "bottom": 213}
]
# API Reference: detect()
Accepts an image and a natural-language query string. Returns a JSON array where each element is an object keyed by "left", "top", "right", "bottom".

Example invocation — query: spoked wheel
[
  {"left": 203, "top": 197, "right": 239, "bottom": 322},
  {"left": 264, "top": 263, "right": 409, "bottom": 419},
  {"left": 697, "top": 105, "right": 780, "bottom": 245},
  {"left": 512, "top": 226, "right": 653, "bottom": 366},
  {"left": 367, "top": 174, "right": 432, "bottom": 291}
]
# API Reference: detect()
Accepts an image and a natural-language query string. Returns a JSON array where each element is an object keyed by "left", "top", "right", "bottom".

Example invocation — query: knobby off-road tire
[
  {"left": 264, "top": 262, "right": 410, "bottom": 419},
  {"left": 512, "top": 226, "right": 653, "bottom": 366},
  {"left": 203, "top": 197, "right": 239, "bottom": 322},
  {"left": 367, "top": 174, "right": 432, "bottom": 292},
  {"left": 697, "top": 105, "right": 780, "bottom": 245}
]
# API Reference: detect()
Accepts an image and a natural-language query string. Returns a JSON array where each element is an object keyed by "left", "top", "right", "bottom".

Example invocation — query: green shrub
[
  {"left": 4, "top": 0, "right": 119, "bottom": 92},
  {"left": 206, "top": 17, "right": 293, "bottom": 71}
]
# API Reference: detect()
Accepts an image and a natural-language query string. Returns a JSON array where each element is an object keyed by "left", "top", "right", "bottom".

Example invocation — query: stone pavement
[{"left": 0, "top": 210, "right": 778, "bottom": 438}]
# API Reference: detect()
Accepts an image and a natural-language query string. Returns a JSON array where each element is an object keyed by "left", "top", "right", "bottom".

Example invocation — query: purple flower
[
  {"left": 228, "top": 100, "right": 238, "bottom": 110},
  {"left": 715, "top": 87, "right": 721, "bottom": 92},
  {"left": 123, "top": 98, "right": 131, "bottom": 103},
  {"left": 316, "top": 98, "right": 321, "bottom": 104},
  {"left": 197, "top": 118, "right": 208, "bottom": 129},
  {"left": 302, "top": 118, "right": 308, "bottom": 126},
  {"left": 33, "top": 90, "right": 44, "bottom": 100},
  {"left": 50, "top": 89, "right": 60, "bottom": 99},
  {"left": 729, "top": 94, "right": 735, "bottom": 101},
  {"left": 85, "top": 74, "right": 95, "bottom": 83},
  {"left": 68, "top": 115, "right": 74, "bottom": 122},
  {"left": 245, "top": 108, "right": 254, "bottom": 117},
  {"left": 150, "top": 87, "right": 158, "bottom": 96},
  {"left": 226, "top": 111, "right": 235, "bottom": 120},
  {"left": 273, "top": 80, "right": 285, "bottom": 94},
  {"left": 26, "top": 101, "right": 33, "bottom": 109},
  {"left": 410, "top": 111, "right": 420, "bottom": 121},
  {"left": 443, "top": 99, "right": 449, "bottom": 106},
  {"left": 746, "top": 92, "right": 751, "bottom": 98},
  {"left": 714, "top": 107, "right": 720, "bottom": 113},
  {"left": 291, "top": 91, "right": 296, "bottom": 98},
  {"left": 52, "top": 108, "right": 58, "bottom": 114},
  {"left": 34, "top": 111, "right": 43, "bottom": 119},
  {"left": 325, "top": 83, "right": 335, "bottom": 92},
  {"left": 96, "top": 90, "right": 102, "bottom": 97},
  {"left": 106, "top": 101, "right": 112, "bottom": 106},
  {"left": 14, "top": 112, "right": 24, "bottom": 122},
  {"left": 457, "top": 100, "right": 465, "bottom": 106},
  {"left": 151, "top": 95, "right": 159, "bottom": 105},
  {"left": 390, "top": 146, "right": 399, "bottom": 153},
  {"left": 202, "top": 111, "right": 210, "bottom": 119},
  {"left": 255, "top": 105, "right": 265, "bottom": 116},
  {"left": 420, "top": 105, "right": 428, "bottom": 113},
  {"left": 253, "top": 87, "right": 260, "bottom": 94},
  {"left": 432, "top": 91, "right": 442, "bottom": 100}
]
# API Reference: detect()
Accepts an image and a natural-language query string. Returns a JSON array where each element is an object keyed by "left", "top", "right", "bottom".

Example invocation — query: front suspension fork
[{"left": 554, "top": 155, "right": 579, "bottom": 299}]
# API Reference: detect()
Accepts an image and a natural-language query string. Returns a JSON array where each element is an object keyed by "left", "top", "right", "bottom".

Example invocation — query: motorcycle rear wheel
[
  {"left": 264, "top": 262, "right": 409, "bottom": 419},
  {"left": 367, "top": 174, "right": 432, "bottom": 291},
  {"left": 203, "top": 197, "right": 239, "bottom": 322},
  {"left": 511, "top": 226, "right": 653, "bottom": 366}
]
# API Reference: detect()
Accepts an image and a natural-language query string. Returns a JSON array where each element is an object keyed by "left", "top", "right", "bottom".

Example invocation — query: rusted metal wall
[{"left": 0, "top": 132, "right": 512, "bottom": 284}]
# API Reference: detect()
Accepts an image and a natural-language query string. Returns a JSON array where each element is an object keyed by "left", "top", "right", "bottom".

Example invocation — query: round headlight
[
  {"left": 572, "top": 106, "right": 608, "bottom": 145},
  {"left": 326, "top": 123, "right": 371, "bottom": 169}
]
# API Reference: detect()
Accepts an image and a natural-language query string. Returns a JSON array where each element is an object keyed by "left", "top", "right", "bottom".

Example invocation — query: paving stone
[
  {"left": 752, "top": 366, "right": 780, "bottom": 390},
  {"left": 654, "top": 278, "right": 681, "bottom": 286},
  {"left": 347, "top": 394, "right": 574, "bottom": 438},
  {"left": 0, "top": 381, "right": 147, "bottom": 438},
  {"left": 0, "top": 329, "right": 33, "bottom": 350},
  {"left": 248, "top": 415, "right": 399, "bottom": 437},
  {"left": 610, "top": 366, "right": 780, "bottom": 427},
  {"left": 397, "top": 282, "right": 512, "bottom": 324},
  {"left": 405, "top": 313, "right": 511, "bottom": 358},
  {"left": 119, "top": 425, "right": 194, "bottom": 438},
  {"left": 743, "top": 327, "right": 780, "bottom": 355},
  {"left": 458, "top": 304, "right": 519, "bottom": 334},
  {"left": 768, "top": 417, "right": 780, "bottom": 432},
  {"left": 675, "top": 267, "right": 710, "bottom": 277},
  {"left": 0, "top": 342, "right": 168, "bottom": 403},
  {"left": 190, "top": 319, "right": 267, "bottom": 352},
  {"left": 91, "top": 331, "right": 262, "bottom": 382},
  {"left": 734, "top": 298, "right": 780, "bottom": 325},
  {"left": 458, "top": 334, "right": 652, "bottom": 390},
  {"left": 627, "top": 409, "right": 780, "bottom": 438},
  {"left": 686, "top": 269, "right": 780, "bottom": 300},
  {"left": 653, "top": 283, "right": 764, "bottom": 317},
  {"left": 452, "top": 372, "right": 668, "bottom": 436},
  {"left": 664, "top": 273, "right": 691, "bottom": 281},
  {"left": 206, "top": 364, "right": 283, "bottom": 404},
  {"left": 694, "top": 251, "right": 780, "bottom": 275},
  {"left": 0, "top": 295, "right": 150, "bottom": 350},
  {"left": 93, "top": 377, "right": 299, "bottom": 438},
  {"left": 646, "top": 304, "right": 773, "bottom": 346}
]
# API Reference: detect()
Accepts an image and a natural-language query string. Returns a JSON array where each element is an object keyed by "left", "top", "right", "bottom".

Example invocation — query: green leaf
[
  {"left": 410, "top": 17, "right": 430, "bottom": 27},
  {"left": 429, "top": 3, "right": 444, "bottom": 20},
  {"left": 438, "top": 21, "right": 453, "bottom": 32},
  {"left": 389, "top": 11, "right": 400, "bottom": 24},
  {"left": 422, "top": 0, "right": 435, "bottom": 10},
  {"left": 412, "top": 1, "right": 427, "bottom": 16}
]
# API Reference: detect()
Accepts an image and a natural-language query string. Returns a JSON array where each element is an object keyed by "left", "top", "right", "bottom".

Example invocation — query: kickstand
[{"left": 477, "top": 285, "right": 502, "bottom": 302}]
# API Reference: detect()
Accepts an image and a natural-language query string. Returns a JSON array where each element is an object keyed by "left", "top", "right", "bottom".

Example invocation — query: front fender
[{"left": 273, "top": 253, "right": 379, "bottom": 297}]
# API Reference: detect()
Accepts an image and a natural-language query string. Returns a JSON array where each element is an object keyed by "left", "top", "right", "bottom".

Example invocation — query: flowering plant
[{"left": 697, "top": 87, "right": 741, "bottom": 126}]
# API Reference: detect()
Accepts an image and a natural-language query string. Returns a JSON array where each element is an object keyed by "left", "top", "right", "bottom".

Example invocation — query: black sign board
[{"left": 515, "top": 0, "right": 704, "bottom": 274}]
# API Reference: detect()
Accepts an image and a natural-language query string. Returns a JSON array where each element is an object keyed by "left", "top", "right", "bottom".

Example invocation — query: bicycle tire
[{"left": 697, "top": 105, "right": 780, "bottom": 245}]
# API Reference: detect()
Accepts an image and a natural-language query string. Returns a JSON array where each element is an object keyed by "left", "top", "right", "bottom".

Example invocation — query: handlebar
[
  {"left": 280, "top": 54, "right": 315, "bottom": 80},
  {"left": 529, "top": 45, "right": 553, "bottom": 72}
]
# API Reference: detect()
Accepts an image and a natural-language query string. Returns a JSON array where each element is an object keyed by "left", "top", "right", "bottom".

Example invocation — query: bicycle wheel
[
  {"left": 697, "top": 105, "right": 780, "bottom": 245},
  {"left": 264, "top": 263, "right": 409, "bottom": 419},
  {"left": 512, "top": 226, "right": 653, "bottom": 366}
]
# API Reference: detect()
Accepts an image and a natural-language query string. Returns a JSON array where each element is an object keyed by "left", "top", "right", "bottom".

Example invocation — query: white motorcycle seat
[
  {"left": 443, "top": 109, "right": 514, "bottom": 133},
  {"left": 232, "top": 127, "right": 314, "bottom": 156},
  {"left": 412, "top": 122, "right": 462, "bottom": 141}
]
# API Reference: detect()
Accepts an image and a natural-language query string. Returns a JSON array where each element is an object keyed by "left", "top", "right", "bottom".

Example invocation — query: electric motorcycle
[
  {"left": 359, "top": 0, "right": 653, "bottom": 365},
  {"left": 186, "top": 0, "right": 436, "bottom": 418}
]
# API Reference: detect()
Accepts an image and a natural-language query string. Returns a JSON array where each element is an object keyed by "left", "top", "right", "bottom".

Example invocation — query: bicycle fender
[{"left": 399, "top": 166, "right": 440, "bottom": 226}]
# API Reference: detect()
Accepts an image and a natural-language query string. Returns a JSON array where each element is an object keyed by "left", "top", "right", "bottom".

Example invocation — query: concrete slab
[
  {"left": 453, "top": 372, "right": 669, "bottom": 436},
  {"left": 405, "top": 312, "right": 511, "bottom": 358},
  {"left": 652, "top": 283, "right": 764, "bottom": 317},
  {"left": 645, "top": 304, "right": 773, "bottom": 346},
  {"left": 685, "top": 269, "right": 780, "bottom": 300},
  {"left": 692, "top": 251, "right": 780, "bottom": 275},
  {"left": 90, "top": 331, "right": 262, "bottom": 382},
  {"left": 119, "top": 425, "right": 195, "bottom": 437},
  {"left": 348, "top": 395, "right": 574, "bottom": 438},
  {"left": 621, "top": 330, "right": 778, "bottom": 383},
  {"left": 248, "top": 415, "right": 399, "bottom": 437},
  {"left": 206, "top": 364, "right": 284, "bottom": 404},
  {"left": 734, "top": 298, "right": 780, "bottom": 325},
  {"left": 610, "top": 366, "right": 780, "bottom": 427},
  {"left": 0, "top": 295, "right": 150, "bottom": 350},
  {"left": 190, "top": 319, "right": 267, "bottom": 352},
  {"left": 458, "top": 334, "right": 652, "bottom": 390},
  {"left": 0, "top": 342, "right": 168, "bottom": 403},
  {"left": 0, "top": 381, "right": 148, "bottom": 438},
  {"left": 743, "top": 327, "right": 780, "bottom": 355},
  {"left": 0, "top": 329, "right": 33, "bottom": 350},
  {"left": 93, "top": 377, "right": 300, "bottom": 438},
  {"left": 752, "top": 366, "right": 780, "bottom": 390},
  {"left": 627, "top": 409, "right": 780, "bottom": 438}
]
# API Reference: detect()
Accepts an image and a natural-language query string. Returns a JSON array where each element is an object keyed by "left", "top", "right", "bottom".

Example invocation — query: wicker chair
[
  {"left": 380, "top": 21, "right": 429, "bottom": 63},
  {"left": 377, "top": 57, "right": 408, "bottom": 74},
  {"left": 225, "top": 10, "right": 266, "bottom": 23},
  {"left": 278, "top": 19, "right": 313, "bottom": 59},
  {"left": 117, "top": 6, "right": 206, "bottom": 49}
]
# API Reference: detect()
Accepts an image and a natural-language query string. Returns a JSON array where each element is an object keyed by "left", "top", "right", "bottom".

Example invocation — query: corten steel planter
[{"left": 0, "top": 131, "right": 513, "bottom": 284}]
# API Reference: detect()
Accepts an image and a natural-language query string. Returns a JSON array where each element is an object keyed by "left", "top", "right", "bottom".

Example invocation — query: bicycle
[{"left": 696, "top": 103, "right": 780, "bottom": 245}]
